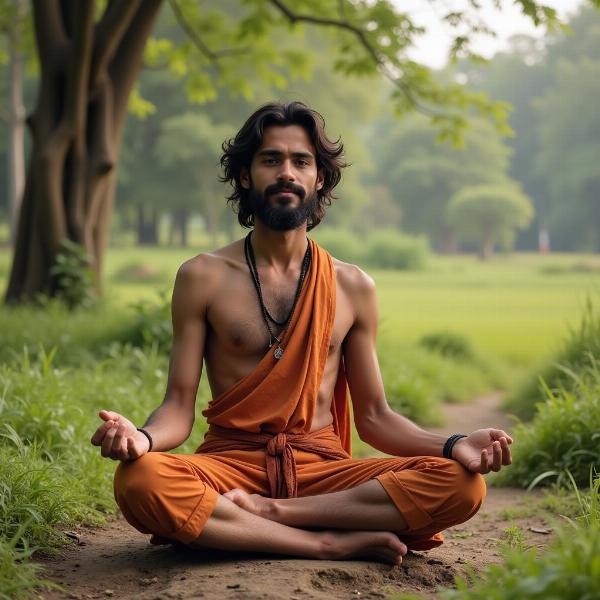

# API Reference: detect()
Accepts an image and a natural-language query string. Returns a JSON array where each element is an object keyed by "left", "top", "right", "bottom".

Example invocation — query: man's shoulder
[
  {"left": 331, "top": 257, "right": 376, "bottom": 298},
  {"left": 175, "top": 239, "right": 246, "bottom": 292}
]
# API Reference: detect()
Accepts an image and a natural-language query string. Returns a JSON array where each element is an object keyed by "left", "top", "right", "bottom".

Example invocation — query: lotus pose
[{"left": 91, "top": 101, "right": 512, "bottom": 566}]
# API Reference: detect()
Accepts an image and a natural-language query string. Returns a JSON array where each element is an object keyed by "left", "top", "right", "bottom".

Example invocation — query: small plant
[
  {"left": 501, "top": 524, "right": 528, "bottom": 551},
  {"left": 49, "top": 239, "right": 96, "bottom": 309}
]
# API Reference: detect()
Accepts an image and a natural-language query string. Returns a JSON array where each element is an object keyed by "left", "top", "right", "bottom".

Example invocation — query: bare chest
[{"left": 206, "top": 269, "right": 351, "bottom": 359}]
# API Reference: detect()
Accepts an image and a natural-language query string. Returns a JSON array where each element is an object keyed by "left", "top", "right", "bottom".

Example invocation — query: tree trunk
[
  {"left": 172, "top": 209, "right": 189, "bottom": 247},
  {"left": 480, "top": 235, "right": 494, "bottom": 260},
  {"left": 136, "top": 205, "right": 159, "bottom": 245},
  {"left": 7, "top": 0, "right": 27, "bottom": 247},
  {"left": 5, "top": 0, "right": 162, "bottom": 303}
]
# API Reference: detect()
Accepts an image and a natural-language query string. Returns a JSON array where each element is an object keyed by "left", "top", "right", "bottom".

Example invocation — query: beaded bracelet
[
  {"left": 443, "top": 433, "right": 467, "bottom": 459},
  {"left": 136, "top": 427, "right": 153, "bottom": 452}
]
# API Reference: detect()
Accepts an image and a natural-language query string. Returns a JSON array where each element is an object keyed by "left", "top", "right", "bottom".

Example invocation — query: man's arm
[
  {"left": 91, "top": 256, "right": 215, "bottom": 460},
  {"left": 341, "top": 266, "right": 512, "bottom": 474}
]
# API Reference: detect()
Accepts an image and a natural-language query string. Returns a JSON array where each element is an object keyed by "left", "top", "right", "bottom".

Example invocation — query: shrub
[
  {"left": 124, "top": 292, "right": 173, "bottom": 353},
  {"left": 506, "top": 299, "right": 600, "bottom": 420},
  {"left": 49, "top": 239, "right": 96, "bottom": 309},
  {"left": 364, "top": 230, "right": 429, "bottom": 270},
  {"left": 311, "top": 228, "right": 364, "bottom": 265},
  {"left": 496, "top": 357, "right": 600, "bottom": 489},
  {"left": 419, "top": 331, "right": 475, "bottom": 361},
  {"left": 440, "top": 476, "right": 600, "bottom": 600}
]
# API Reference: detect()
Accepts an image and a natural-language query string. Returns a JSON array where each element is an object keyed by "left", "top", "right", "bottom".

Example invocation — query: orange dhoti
[{"left": 114, "top": 241, "right": 486, "bottom": 551}]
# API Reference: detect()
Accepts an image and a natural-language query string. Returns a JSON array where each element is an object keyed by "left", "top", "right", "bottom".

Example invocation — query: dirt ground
[{"left": 40, "top": 394, "right": 554, "bottom": 600}]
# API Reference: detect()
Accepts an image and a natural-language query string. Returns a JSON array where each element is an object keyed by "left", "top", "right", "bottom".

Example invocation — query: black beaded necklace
[{"left": 244, "top": 231, "right": 311, "bottom": 360}]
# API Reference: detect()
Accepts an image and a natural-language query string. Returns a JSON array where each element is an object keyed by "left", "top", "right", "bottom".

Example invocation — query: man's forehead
[{"left": 257, "top": 125, "right": 315, "bottom": 155}]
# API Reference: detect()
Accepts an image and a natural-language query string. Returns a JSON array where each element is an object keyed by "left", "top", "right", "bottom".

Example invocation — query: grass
[
  {"left": 438, "top": 474, "right": 600, "bottom": 600},
  {"left": 494, "top": 356, "right": 600, "bottom": 489}
]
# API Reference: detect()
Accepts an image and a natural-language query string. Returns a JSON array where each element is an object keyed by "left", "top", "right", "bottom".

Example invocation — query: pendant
[{"left": 274, "top": 345, "right": 284, "bottom": 360}]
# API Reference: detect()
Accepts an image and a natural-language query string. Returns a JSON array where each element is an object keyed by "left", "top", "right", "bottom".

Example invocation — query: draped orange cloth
[{"left": 197, "top": 239, "right": 352, "bottom": 498}]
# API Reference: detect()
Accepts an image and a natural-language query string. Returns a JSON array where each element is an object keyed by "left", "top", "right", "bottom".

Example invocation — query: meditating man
[{"left": 91, "top": 101, "right": 512, "bottom": 566}]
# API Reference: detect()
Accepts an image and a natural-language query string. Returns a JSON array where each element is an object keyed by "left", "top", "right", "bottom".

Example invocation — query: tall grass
[
  {"left": 439, "top": 474, "right": 600, "bottom": 600},
  {"left": 495, "top": 355, "right": 600, "bottom": 489},
  {"left": 505, "top": 299, "right": 600, "bottom": 420}
]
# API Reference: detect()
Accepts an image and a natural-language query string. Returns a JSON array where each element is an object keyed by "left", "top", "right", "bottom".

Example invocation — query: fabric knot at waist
[{"left": 197, "top": 424, "right": 350, "bottom": 499}]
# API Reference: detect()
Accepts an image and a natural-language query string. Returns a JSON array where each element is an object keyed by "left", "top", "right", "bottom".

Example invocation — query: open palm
[{"left": 452, "top": 429, "right": 513, "bottom": 474}]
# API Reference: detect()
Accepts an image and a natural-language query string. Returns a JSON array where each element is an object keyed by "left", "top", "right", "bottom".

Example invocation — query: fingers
[
  {"left": 101, "top": 422, "right": 119, "bottom": 457},
  {"left": 111, "top": 423, "right": 129, "bottom": 461},
  {"left": 91, "top": 418, "right": 117, "bottom": 446},
  {"left": 490, "top": 429, "right": 513, "bottom": 444},
  {"left": 500, "top": 436, "right": 512, "bottom": 466},
  {"left": 99, "top": 410, "right": 122, "bottom": 422}
]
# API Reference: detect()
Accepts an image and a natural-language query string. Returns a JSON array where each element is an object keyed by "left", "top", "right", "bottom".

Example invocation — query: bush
[
  {"left": 495, "top": 358, "right": 600, "bottom": 489},
  {"left": 419, "top": 331, "right": 476, "bottom": 361},
  {"left": 506, "top": 299, "right": 600, "bottom": 420},
  {"left": 440, "top": 476, "right": 600, "bottom": 600},
  {"left": 311, "top": 228, "right": 364, "bottom": 265},
  {"left": 123, "top": 292, "right": 173, "bottom": 353},
  {"left": 49, "top": 239, "right": 96, "bottom": 309},
  {"left": 312, "top": 228, "right": 429, "bottom": 271},
  {"left": 365, "top": 230, "right": 429, "bottom": 270}
]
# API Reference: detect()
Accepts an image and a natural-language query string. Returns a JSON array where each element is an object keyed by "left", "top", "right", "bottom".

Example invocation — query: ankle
[
  {"left": 264, "top": 498, "right": 281, "bottom": 522},
  {"left": 317, "top": 531, "right": 341, "bottom": 560}
]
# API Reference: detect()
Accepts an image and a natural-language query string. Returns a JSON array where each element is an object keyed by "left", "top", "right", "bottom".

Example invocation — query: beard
[{"left": 248, "top": 181, "right": 320, "bottom": 232}]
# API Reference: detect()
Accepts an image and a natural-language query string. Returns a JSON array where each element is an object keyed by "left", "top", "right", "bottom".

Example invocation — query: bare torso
[{"left": 199, "top": 238, "right": 356, "bottom": 432}]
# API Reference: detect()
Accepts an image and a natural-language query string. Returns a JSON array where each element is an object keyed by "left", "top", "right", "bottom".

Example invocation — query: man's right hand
[{"left": 91, "top": 410, "right": 150, "bottom": 461}]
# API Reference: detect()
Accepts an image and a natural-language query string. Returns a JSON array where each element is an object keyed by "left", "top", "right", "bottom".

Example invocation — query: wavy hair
[{"left": 220, "top": 101, "right": 347, "bottom": 231}]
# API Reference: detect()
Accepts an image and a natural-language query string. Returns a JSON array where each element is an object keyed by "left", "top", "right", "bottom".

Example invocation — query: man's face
[{"left": 241, "top": 125, "right": 324, "bottom": 231}]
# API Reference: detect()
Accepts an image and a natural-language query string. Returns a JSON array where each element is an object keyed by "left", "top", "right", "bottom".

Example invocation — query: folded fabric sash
[{"left": 197, "top": 424, "right": 350, "bottom": 498}]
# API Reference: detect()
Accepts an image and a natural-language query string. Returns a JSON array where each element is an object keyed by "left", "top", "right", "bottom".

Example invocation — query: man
[{"left": 91, "top": 101, "right": 512, "bottom": 566}]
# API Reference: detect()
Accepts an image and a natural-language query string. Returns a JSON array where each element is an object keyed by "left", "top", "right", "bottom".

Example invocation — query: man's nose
[{"left": 277, "top": 159, "right": 295, "bottom": 182}]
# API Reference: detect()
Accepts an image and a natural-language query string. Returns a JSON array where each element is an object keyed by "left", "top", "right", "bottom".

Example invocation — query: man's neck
[{"left": 251, "top": 221, "right": 308, "bottom": 272}]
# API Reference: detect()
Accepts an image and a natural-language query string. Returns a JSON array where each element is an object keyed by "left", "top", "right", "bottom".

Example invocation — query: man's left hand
[{"left": 452, "top": 429, "right": 513, "bottom": 474}]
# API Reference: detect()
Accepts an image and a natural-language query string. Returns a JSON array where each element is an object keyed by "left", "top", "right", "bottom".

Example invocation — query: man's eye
[
  {"left": 296, "top": 160, "right": 309, "bottom": 167},
  {"left": 264, "top": 158, "right": 278, "bottom": 164}
]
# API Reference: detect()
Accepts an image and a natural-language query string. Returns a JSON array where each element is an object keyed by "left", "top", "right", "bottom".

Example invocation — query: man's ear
[
  {"left": 316, "top": 168, "right": 324, "bottom": 191},
  {"left": 240, "top": 167, "right": 250, "bottom": 190}
]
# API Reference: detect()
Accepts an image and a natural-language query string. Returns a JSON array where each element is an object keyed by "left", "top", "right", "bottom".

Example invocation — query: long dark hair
[{"left": 220, "top": 101, "right": 346, "bottom": 231}]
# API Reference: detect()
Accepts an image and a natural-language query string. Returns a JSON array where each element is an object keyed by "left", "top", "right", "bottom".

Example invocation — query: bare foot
[
  {"left": 224, "top": 488, "right": 274, "bottom": 519},
  {"left": 320, "top": 530, "right": 407, "bottom": 566}
]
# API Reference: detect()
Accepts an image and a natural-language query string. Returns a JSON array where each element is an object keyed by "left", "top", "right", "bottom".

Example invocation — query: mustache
[{"left": 264, "top": 181, "right": 306, "bottom": 200}]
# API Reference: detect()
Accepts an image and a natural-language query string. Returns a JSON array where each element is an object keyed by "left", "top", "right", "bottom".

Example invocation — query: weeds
[{"left": 440, "top": 475, "right": 600, "bottom": 600}]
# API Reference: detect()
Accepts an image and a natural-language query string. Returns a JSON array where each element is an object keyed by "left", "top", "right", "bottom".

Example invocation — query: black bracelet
[
  {"left": 443, "top": 433, "right": 467, "bottom": 459},
  {"left": 136, "top": 427, "right": 153, "bottom": 452}
]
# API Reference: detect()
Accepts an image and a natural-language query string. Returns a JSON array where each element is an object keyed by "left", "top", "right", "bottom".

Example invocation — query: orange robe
[{"left": 115, "top": 240, "right": 485, "bottom": 550}]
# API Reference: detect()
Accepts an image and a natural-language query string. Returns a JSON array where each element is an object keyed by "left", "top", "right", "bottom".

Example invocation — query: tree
[
  {"left": 366, "top": 116, "right": 512, "bottom": 252},
  {"left": 156, "top": 112, "right": 232, "bottom": 246},
  {"left": 4, "top": 0, "right": 565, "bottom": 303},
  {"left": 447, "top": 184, "right": 534, "bottom": 260}
]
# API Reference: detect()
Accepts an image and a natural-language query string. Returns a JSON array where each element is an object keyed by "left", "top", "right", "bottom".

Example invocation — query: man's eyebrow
[{"left": 257, "top": 149, "right": 315, "bottom": 159}]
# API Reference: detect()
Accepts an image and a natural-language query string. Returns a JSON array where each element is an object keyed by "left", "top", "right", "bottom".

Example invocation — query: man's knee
[
  {"left": 114, "top": 452, "right": 165, "bottom": 509},
  {"left": 442, "top": 460, "right": 486, "bottom": 525}
]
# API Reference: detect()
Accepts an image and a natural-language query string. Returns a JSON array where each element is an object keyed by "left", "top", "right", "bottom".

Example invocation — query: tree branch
[
  {"left": 31, "top": 0, "right": 68, "bottom": 66},
  {"left": 108, "top": 0, "right": 163, "bottom": 135},
  {"left": 268, "top": 0, "right": 435, "bottom": 116},
  {"left": 92, "top": 0, "right": 143, "bottom": 89},
  {"left": 168, "top": 0, "right": 250, "bottom": 68}
]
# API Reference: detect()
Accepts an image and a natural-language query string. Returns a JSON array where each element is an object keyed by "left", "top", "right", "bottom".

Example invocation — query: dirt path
[{"left": 40, "top": 394, "right": 551, "bottom": 600}]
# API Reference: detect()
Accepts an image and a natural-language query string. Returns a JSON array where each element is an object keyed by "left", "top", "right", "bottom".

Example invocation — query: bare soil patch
[{"left": 39, "top": 394, "right": 552, "bottom": 600}]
